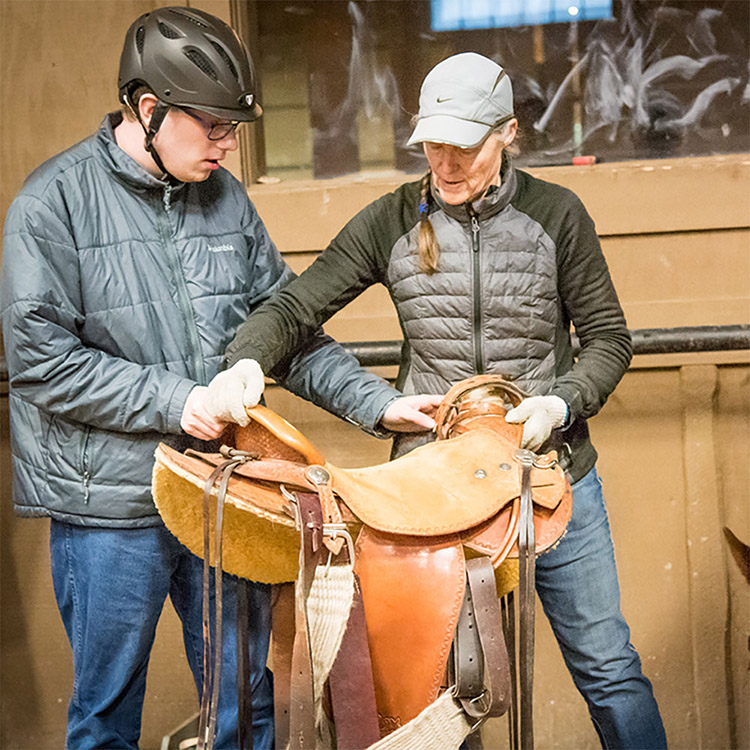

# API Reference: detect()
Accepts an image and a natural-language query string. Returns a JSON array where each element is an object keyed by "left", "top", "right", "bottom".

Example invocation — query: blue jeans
[
  {"left": 536, "top": 468, "right": 667, "bottom": 749},
  {"left": 50, "top": 521, "right": 274, "bottom": 750}
]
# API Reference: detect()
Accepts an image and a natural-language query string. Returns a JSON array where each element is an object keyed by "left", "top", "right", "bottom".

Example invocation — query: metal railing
[
  {"left": 341, "top": 324, "right": 750, "bottom": 368},
  {"left": 1, "top": 325, "right": 749, "bottom": 387}
]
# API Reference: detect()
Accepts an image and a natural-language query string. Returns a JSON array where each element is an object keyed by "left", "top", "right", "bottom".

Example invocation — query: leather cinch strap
[{"left": 502, "top": 593, "right": 518, "bottom": 750}]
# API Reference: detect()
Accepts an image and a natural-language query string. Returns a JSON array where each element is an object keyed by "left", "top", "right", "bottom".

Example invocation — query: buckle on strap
[
  {"left": 448, "top": 685, "right": 493, "bottom": 731},
  {"left": 322, "top": 524, "right": 356, "bottom": 574}
]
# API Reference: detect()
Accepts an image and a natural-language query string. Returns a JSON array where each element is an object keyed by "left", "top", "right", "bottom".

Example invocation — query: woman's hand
[{"left": 380, "top": 394, "right": 443, "bottom": 432}]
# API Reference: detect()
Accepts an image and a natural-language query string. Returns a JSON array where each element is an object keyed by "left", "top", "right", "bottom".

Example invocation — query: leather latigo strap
[
  {"left": 502, "top": 593, "right": 519, "bottom": 750},
  {"left": 464, "top": 558, "right": 512, "bottom": 719},
  {"left": 327, "top": 574, "right": 380, "bottom": 749},
  {"left": 288, "top": 492, "right": 325, "bottom": 750},
  {"left": 237, "top": 581, "right": 253, "bottom": 750}
]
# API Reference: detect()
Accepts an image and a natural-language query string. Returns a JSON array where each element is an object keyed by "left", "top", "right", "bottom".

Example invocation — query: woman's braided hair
[{"left": 417, "top": 171, "right": 440, "bottom": 274}]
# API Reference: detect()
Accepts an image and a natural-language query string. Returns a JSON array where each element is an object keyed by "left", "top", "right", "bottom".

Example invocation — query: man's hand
[
  {"left": 381, "top": 394, "right": 443, "bottom": 432},
  {"left": 505, "top": 395, "right": 568, "bottom": 451},
  {"left": 180, "top": 386, "right": 227, "bottom": 440},
  {"left": 205, "top": 359, "right": 265, "bottom": 427}
]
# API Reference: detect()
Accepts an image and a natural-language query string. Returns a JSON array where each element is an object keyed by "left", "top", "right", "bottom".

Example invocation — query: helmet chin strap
[{"left": 131, "top": 98, "right": 178, "bottom": 182}]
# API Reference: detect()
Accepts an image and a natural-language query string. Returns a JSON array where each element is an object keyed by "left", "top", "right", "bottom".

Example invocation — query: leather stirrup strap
[
  {"left": 197, "top": 458, "right": 244, "bottom": 750},
  {"left": 288, "top": 492, "right": 325, "bottom": 750},
  {"left": 501, "top": 594, "right": 518, "bottom": 750},
  {"left": 465, "top": 557, "right": 512, "bottom": 720},
  {"left": 237, "top": 580, "right": 253, "bottom": 750},
  {"left": 518, "top": 453, "right": 536, "bottom": 750},
  {"left": 454, "top": 558, "right": 511, "bottom": 724},
  {"left": 327, "top": 573, "right": 380, "bottom": 749},
  {"left": 272, "top": 582, "right": 296, "bottom": 749}
]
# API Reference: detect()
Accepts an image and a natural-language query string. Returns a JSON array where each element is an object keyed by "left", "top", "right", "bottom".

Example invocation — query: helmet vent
[
  {"left": 168, "top": 9, "right": 209, "bottom": 28},
  {"left": 185, "top": 49, "right": 218, "bottom": 81},
  {"left": 158, "top": 21, "right": 182, "bottom": 40},
  {"left": 210, "top": 40, "right": 239, "bottom": 83},
  {"left": 135, "top": 25, "right": 145, "bottom": 54}
]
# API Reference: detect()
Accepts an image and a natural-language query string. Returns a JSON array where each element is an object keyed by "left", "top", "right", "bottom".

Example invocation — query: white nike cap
[{"left": 407, "top": 52, "right": 514, "bottom": 149}]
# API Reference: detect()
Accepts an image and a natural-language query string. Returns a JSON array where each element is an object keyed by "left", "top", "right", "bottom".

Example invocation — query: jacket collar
[
  {"left": 95, "top": 112, "right": 185, "bottom": 194},
  {"left": 431, "top": 153, "right": 517, "bottom": 223}
]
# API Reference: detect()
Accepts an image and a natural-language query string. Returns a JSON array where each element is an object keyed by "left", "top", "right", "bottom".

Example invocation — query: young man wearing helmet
[{"left": 0, "top": 7, "right": 438, "bottom": 749}]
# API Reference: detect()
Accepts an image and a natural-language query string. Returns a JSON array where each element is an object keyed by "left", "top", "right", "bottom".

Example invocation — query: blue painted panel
[{"left": 431, "top": 0, "right": 613, "bottom": 31}]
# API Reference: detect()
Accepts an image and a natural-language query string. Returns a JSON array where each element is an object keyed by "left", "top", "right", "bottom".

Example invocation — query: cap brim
[{"left": 407, "top": 115, "right": 490, "bottom": 148}]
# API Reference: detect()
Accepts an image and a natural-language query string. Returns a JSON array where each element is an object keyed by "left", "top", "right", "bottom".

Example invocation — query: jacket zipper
[
  {"left": 79, "top": 426, "right": 92, "bottom": 503},
  {"left": 156, "top": 185, "right": 206, "bottom": 384},
  {"left": 469, "top": 208, "right": 484, "bottom": 374}
]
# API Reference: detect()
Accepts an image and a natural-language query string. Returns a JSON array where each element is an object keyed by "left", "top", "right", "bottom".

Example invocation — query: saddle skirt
[{"left": 153, "top": 424, "right": 570, "bottom": 585}]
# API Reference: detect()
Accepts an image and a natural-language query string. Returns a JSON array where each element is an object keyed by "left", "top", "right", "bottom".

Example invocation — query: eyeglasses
[{"left": 178, "top": 107, "right": 242, "bottom": 141}]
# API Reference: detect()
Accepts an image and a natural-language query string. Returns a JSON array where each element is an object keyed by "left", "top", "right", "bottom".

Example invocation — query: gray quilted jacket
[
  {"left": 0, "top": 114, "right": 399, "bottom": 527},
  {"left": 227, "top": 158, "right": 633, "bottom": 482}
]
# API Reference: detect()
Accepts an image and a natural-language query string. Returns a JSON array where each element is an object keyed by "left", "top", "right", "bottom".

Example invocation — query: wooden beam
[{"left": 679, "top": 364, "right": 731, "bottom": 748}]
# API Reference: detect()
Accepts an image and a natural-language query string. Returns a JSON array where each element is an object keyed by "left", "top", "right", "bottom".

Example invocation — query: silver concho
[{"left": 306, "top": 465, "right": 331, "bottom": 486}]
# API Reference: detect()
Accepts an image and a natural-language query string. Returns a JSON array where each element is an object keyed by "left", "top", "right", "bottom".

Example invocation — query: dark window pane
[{"left": 253, "top": 0, "right": 749, "bottom": 180}]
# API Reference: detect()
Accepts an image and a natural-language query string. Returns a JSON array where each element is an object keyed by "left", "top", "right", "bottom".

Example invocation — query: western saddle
[{"left": 152, "top": 375, "right": 571, "bottom": 749}]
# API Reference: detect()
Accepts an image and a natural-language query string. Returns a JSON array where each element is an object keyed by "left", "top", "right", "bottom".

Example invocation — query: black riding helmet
[
  {"left": 118, "top": 6, "right": 261, "bottom": 120},
  {"left": 118, "top": 6, "right": 261, "bottom": 175}
]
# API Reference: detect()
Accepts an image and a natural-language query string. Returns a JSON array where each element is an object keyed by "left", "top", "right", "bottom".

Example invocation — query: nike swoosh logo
[{"left": 436, "top": 97, "right": 453, "bottom": 103}]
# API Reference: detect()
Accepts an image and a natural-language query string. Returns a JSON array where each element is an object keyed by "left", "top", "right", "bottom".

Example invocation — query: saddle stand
[{"left": 152, "top": 375, "right": 572, "bottom": 750}]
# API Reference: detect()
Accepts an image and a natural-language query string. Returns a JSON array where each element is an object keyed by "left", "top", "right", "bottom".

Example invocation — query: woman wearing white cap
[{"left": 209, "top": 52, "right": 667, "bottom": 749}]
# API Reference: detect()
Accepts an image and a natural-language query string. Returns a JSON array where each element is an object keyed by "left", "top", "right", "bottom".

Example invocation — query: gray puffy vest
[{"left": 388, "top": 165, "right": 558, "bottom": 397}]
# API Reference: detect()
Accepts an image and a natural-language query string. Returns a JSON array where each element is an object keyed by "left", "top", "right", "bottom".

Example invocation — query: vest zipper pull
[{"left": 470, "top": 215, "right": 480, "bottom": 251}]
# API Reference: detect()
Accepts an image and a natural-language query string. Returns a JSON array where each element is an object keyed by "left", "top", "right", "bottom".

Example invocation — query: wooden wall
[
  {"left": 0, "top": 0, "right": 243, "bottom": 237},
  {"left": 254, "top": 156, "right": 750, "bottom": 750},
  {"left": 1, "top": 1, "right": 749, "bottom": 749}
]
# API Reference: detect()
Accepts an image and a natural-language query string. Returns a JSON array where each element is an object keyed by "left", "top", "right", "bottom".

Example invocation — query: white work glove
[
  {"left": 205, "top": 359, "right": 265, "bottom": 427},
  {"left": 505, "top": 395, "right": 568, "bottom": 452}
]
